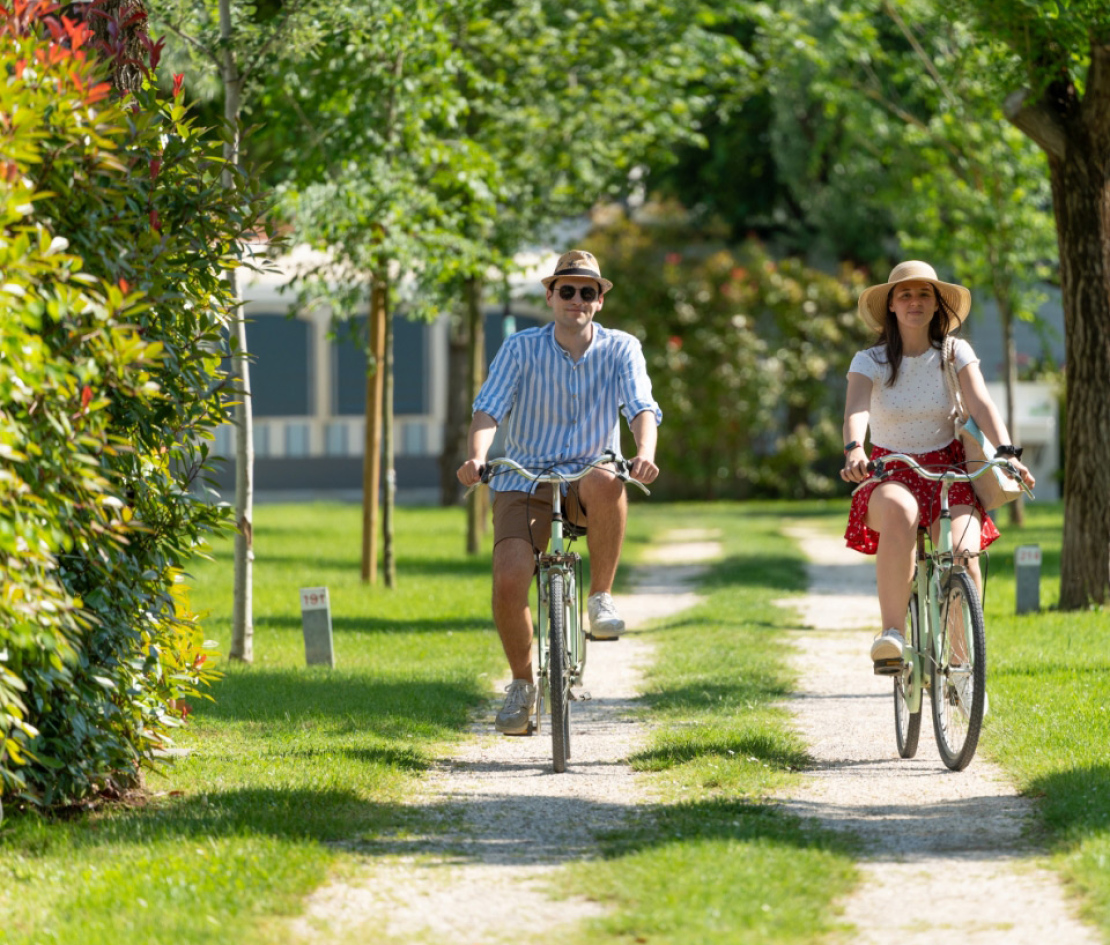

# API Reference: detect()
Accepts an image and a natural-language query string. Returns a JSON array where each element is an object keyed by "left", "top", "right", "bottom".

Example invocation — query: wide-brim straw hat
[
  {"left": 858, "top": 261, "right": 971, "bottom": 333},
  {"left": 540, "top": 249, "right": 613, "bottom": 294}
]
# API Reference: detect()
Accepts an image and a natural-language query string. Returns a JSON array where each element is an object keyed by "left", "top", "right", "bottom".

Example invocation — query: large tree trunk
[
  {"left": 1051, "top": 145, "right": 1110, "bottom": 608},
  {"left": 361, "top": 281, "right": 387, "bottom": 584},
  {"left": 439, "top": 312, "right": 469, "bottom": 506},
  {"left": 1006, "top": 48, "right": 1110, "bottom": 609},
  {"left": 465, "top": 277, "right": 487, "bottom": 554}
]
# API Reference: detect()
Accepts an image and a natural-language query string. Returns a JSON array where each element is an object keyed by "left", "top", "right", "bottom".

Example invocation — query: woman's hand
[
  {"left": 1001, "top": 457, "right": 1036, "bottom": 489},
  {"left": 840, "top": 445, "right": 871, "bottom": 484}
]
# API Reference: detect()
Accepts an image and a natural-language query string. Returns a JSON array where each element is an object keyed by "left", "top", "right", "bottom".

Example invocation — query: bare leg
[
  {"left": 491, "top": 538, "right": 536, "bottom": 683},
  {"left": 577, "top": 468, "right": 627, "bottom": 595},
  {"left": 865, "top": 482, "right": 920, "bottom": 633}
]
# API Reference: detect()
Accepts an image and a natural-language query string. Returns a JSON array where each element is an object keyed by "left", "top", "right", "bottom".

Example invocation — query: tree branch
[
  {"left": 1003, "top": 89, "right": 1066, "bottom": 160},
  {"left": 240, "top": 0, "right": 311, "bottom": 86},
  {"left": 159, "top": 18, "right": 219, "bottom": 71},
  {"left": 882, "top": 0, "right": 958, "bottom": 107}
]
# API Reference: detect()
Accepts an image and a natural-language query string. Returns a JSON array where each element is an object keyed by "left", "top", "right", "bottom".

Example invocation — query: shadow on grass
[
  {"left": 632, "top": 729, "right": 808, "bottom": 772},
  {"left": 1026, "top": 764, "right": 1110, "bottom": 846},
  {"left": 197, "top": 671, "right": 487, "bottom": 734}
]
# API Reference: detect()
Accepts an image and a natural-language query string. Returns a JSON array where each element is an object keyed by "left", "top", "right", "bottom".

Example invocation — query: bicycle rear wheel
[
  {"left": 894, "top": 593, "right": 922, "bottom": 758},
  {"left": 548, "top": 573, "right": 571, "bottom": 773},
  {"left": 930, "top": 570, "right": 986, "bottom": 771}
]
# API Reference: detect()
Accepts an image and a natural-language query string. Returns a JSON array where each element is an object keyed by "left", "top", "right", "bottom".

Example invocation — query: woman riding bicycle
[{"left": 840, "top": 261, "right": 1036, "bottom": 671}]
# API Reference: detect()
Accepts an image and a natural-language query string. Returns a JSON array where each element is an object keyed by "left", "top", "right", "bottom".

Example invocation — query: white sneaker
[
  {"left": 870, "top": 628, "right": 905, "bottom": 662},
  {"left": 587, "top": 592, "right": 625, "bottom": 640},
  {"left": 495, "top": 679, "right": 536, "bottom": 734}
]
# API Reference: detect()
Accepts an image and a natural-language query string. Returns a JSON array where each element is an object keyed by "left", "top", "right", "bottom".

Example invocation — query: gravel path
[
  {"left": 290, "top": 529, "right": 722, "bottom": 944},
  {"left": 777, "top": 523, "right": 1099, "bottom": 945}
]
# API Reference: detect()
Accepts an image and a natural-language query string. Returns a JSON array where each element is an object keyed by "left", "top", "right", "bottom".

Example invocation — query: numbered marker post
[
  {"left": 1014, "top": 545, "right": 1041, "bottom": 615},
  {"left": 300, "top": 587, "right": 335, "bottom": 667}
]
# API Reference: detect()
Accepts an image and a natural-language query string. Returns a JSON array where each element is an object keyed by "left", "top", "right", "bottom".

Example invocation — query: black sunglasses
[{"left": 557, "top": 284, "right": 599, "bottom": 302}]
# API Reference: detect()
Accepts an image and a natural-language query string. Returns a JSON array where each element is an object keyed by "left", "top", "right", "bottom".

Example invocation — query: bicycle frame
[{"left": 870, "top": 454, "right": 1033, "bottom": 715}]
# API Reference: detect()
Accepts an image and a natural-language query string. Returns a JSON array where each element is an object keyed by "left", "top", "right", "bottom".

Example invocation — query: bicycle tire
[
  {"left": 549, "top": 572, "right": 570, "bottom": 773},
  {"left": 894, "top": 593, "right": 923, "bottom": 758},
  {"left": 930, "top": 570, "right": 987, "bottom": 771}
]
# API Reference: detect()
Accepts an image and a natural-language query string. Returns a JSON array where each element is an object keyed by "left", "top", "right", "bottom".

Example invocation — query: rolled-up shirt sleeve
[
  {"left": 473, "top": 335, "right": 520, "bottom": 422},
  {"left": 618, "top": 338, "right": 663, "bottom": 427}
]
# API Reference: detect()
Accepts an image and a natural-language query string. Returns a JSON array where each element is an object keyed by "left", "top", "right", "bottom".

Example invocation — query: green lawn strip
[
  {"left": 561, "top": 501, "right": 858, "bottom": 945},
  {"left": 803, "top": 500, "right": 1110, "bottom": 937},
  {"left": 0, "top": 504, "right": 505, "bottom": 945}
]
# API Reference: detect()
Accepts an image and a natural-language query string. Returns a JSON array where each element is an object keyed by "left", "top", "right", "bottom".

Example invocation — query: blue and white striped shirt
[{"left": 474, "top": 322, "right": 662, "bottom": 494}]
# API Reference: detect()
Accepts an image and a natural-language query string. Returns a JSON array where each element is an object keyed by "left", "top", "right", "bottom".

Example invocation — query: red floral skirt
[{"left": 845, "top": 440, "right": 1001, "bottom": 555}]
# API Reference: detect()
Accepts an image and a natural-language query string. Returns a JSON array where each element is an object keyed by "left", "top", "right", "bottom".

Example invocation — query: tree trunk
[
  {"left": 220, "top": 0, "right": 252, "bottom": 662},
  {"left": 1050, "top": 146, "right": 1110, "bottom": 608},
  {"left": 87, "top": 0, "right": 148, "bottom": 94},
  {"left": 361, "top": 281, "right": 387, "bottom": 584},
  {"left": 465, "top": 277, "right": 487, "bottom": 555},
  {"left": 383, "top": 289, "right": 397, "bottom": 589},
  {"left": 439, "top": 311, "right": 469, "bottom": 506}
]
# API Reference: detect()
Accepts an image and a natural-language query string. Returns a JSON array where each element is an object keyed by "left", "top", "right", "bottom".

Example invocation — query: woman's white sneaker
[{"left": 871, "top": 628, "right": 905, "bottom": 674}]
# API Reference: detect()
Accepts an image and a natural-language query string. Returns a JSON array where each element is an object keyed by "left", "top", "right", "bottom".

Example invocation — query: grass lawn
[
  {"left": 0, "top": 504, "right": 505, "bottom": 945},
  {"left": 561, "top": 501, "right": 858, "bottom": 944}
]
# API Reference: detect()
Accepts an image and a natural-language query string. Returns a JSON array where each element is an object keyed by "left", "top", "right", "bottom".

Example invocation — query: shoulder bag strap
[{"left": 942, "top": 336, "right": 969, "bottom": 422}]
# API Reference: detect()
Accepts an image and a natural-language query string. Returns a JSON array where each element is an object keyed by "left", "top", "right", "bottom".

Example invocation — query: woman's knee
[{"left": 867, "top": 485, "right": 919, "bottom": 534}]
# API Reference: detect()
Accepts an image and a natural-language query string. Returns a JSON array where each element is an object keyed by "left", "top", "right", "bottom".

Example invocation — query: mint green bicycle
[
  {"left": 865, "top": 454, "right": 1034, "bottom": 770},
  {"left": 479, "top": 451, "right": 648, "bottom": 773}
]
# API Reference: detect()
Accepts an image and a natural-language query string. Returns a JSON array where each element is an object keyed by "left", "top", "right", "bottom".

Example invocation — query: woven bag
[{"left": 941, "top": 337, "right": 1022, "bottom": 512}]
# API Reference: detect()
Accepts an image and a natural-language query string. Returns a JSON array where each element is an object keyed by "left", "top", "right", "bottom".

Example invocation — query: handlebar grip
[
  {"left": 866, "top": 458, "right": 885, "bottom": 477},
  {"left": 477, "top": 465, "right": 488, "bottom": 484}
]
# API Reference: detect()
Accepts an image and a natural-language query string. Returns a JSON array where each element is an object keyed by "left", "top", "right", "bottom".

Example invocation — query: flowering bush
[
  {"left": 591, "top": 208, "right": 871, "bottom": 498},
  {"left": 0, "top": 0, "right": 268, "bottom": 808}
]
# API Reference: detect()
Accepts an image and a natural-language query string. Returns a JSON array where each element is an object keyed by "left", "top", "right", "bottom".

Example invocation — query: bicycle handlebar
[
  {"left": 866, "top": 452, "right": 1034, "bottom": 499},
  {"left": 478, "top": 451, "right": 651, "bottom": 495}
]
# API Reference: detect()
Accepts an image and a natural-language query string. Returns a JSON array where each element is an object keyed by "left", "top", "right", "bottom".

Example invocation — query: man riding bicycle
[{"left": 456, "top": 250, "right": 661, "bottom": 735}]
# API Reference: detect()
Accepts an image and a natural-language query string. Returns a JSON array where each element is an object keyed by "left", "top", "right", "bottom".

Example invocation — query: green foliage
[
  {"left": 590, "top": 208, "right": 870, "bottom": 499},
  {"left": 1, "top": 2, "right": 266, "bottom": 808}
]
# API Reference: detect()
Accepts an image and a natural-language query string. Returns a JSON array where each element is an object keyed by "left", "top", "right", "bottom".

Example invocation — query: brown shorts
[{"left": 492, "top": 486, "right": 587, "bottom": 553}]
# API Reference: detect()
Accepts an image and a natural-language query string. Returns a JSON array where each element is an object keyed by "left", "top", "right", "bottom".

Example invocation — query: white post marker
[
  {"left": 1014, "top": 545, "right": 1041, "bottom": 615},
  {"left": 300, "top": 586, "right": 335, "bottom": 667}
]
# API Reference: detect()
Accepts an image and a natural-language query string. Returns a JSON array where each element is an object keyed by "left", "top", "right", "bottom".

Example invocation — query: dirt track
[{"left": 777, "top": 523, "right": 1098, "bottom": 944}]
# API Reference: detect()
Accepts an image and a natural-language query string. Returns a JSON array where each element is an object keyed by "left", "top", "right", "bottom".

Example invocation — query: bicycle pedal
[{"left": 873, "top": 658, "right": 903, "bottom": 676}]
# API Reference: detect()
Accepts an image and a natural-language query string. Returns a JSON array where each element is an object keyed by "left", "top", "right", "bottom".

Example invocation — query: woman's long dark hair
[{"left": 869, "top": 287, "right": 961, "bottom": 387}]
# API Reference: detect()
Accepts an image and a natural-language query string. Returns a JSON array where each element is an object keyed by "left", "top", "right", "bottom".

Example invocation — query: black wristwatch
[
  {"left": 843, "top": 440, "right": 862, "bottom": 454},
  {"left": 994, "top": 445, "right": 1023, "bottom": 460}
]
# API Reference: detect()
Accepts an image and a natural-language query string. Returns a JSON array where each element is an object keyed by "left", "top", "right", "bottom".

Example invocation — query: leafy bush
[
  {"left": 593, "top": 207, "right": 872, "bottom": 498},
  {"left": 1, "top": 0, "right": 267, "bottom": 809}
]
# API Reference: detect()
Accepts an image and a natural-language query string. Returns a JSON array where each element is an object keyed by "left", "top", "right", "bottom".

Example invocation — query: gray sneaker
[
  {"left": 495, "top": 679, "right": 536, "bottom": 735},
  {"left": 588, "top": 592, "right": 625, "bottom": 640}
]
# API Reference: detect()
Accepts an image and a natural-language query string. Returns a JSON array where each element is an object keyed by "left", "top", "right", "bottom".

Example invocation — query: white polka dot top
[{"left": 848, "top": 338, "right": 979, "bottom": 453}]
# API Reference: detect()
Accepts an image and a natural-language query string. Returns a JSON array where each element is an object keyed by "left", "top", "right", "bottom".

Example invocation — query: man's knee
[
  {"left": 579, "top": 468, "right": 625, "bottom": 507},
  {"left": 492, "top": 540, "right": 534, "bottom": 604}
]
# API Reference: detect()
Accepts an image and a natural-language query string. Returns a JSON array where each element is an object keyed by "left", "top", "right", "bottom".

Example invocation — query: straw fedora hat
[
  {"left": 540, "top": 249, "right": 613, "bottom": 294},
  {"left": 858, "top": 261, "right": 971, "bottom": 333}
]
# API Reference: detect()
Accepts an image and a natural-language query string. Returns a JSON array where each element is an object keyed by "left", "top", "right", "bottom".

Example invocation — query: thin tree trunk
[
  {"left": 1050, "top": 147, "right": 1110, "bottom": 608},
  {"left": 361, "top": 281, "right": 387, "bottom": 584},
  {"left": 439, "top": 311, "right": 469, "bottom": 506},
  {"left": 383, "top": 289, "right": 396, "bottom": 589},
  {"left": 465, "top": 277, "right": 486, "bottom": 554},
  {"left": 220, "top": 0, "right": 252, "bottom": 662}
]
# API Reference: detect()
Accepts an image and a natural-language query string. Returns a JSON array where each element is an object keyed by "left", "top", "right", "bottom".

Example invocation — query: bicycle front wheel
[
  {"left": 548, "top": 572, "right": 571, "bottom": 773},
  {"left": 930, "top": 570, "right": 987, "bottom": 771},
  {"left": 894, "top": 593, "right": 922, "bottom": 758}
]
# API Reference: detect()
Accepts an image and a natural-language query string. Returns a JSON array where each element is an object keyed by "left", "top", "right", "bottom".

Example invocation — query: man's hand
[
  {"left": 457, "top": 458, "right": 484, "bottom": 487},
  {"left": 628, "top": 454, "right": 659, "bottom": 484}
]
